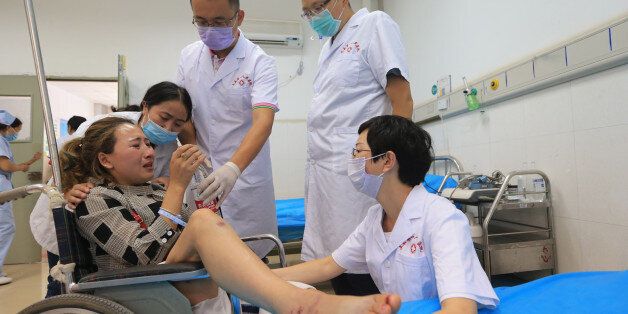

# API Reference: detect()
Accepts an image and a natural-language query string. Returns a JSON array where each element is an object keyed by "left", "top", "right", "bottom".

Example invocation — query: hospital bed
[{"left": 399, "top": 270, "right": 628, "bottom": 313}]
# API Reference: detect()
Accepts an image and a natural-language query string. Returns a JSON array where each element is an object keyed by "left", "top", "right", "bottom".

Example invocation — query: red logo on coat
[
  {"left": 341, "top": 42, "right": 361, "bottom": 54},
  {"left": 232, "top": 75, "right": 253, "bottom": 87}
]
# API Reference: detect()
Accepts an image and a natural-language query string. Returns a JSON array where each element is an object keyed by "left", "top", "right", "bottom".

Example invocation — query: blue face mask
[
  {"left": 309, "top": 1, "right": 345, "bottom": 38},
  {"left": 141, "top": 118, "right": 178, "bottom": 145},
  {"left": 4, "top": 133, "right": 18, "bottom": 142}
]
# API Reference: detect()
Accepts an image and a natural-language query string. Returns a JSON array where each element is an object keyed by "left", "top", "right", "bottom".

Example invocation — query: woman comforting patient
[{"left": 60, "top": 117, "right": 400, "bottom": 314}]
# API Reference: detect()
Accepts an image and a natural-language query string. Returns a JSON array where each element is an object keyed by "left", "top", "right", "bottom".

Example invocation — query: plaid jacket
[{"left": 75, "top": 183, "right": 193, "bottom": 271}]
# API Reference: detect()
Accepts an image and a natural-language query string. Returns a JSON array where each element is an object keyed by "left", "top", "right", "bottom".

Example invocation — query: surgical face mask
[
  {"left": 308, "top": 0, "right": 345, "bottom": 38},
  {"left": 198, "top": 26, "right": 235, "bottom": 51},
  {"left": 4, "top": 132, "right": 18, "bottom": 142},
  {"left": 347, "top": 153, "right": 386, "bottom": 199},
  {"left": 141, "top": 117, "right": 178, "bottom": 145}
]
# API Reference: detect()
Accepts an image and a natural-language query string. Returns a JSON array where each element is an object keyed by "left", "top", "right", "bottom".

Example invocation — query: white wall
[
  {"left": 423, "top": 64, "right": 628, "bottom": 273},
  {"left": 383, "top": 0, "right": 628, "bottom": 104},
  {"left": 384, "top": 0, "right": 628, "bottom": 273},
  {"left": 47, "top": 84, "right": 95, "bottom": 139}
]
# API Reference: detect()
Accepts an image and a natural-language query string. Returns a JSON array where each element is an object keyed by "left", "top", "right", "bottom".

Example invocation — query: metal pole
[{"left": 24, "top": 0, "right": 62, "bottom": 190}]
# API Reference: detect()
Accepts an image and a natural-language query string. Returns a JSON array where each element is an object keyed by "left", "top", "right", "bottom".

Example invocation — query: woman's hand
[
  {"left": 64, "top": 182, "right": 95, "bottom": 210},
  {"left": 169, "top": 145, "right": 206, "bottom": 189}
]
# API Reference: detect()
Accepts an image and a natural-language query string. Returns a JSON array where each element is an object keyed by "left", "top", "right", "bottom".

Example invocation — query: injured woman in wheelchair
[{"left": 58, "top": 116, "right": 401, "bottom": 314}]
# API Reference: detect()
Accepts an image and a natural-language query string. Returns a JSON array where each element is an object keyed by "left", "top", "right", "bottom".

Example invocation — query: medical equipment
[
  {"left": 440, "top": 169, "right": 556, "bottom": 279},
  {"left": 440, "top": 171, "right": 504, "bottom": 203}
]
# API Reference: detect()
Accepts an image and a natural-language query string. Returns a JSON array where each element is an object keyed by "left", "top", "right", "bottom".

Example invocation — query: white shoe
[{"left": 0, "top": 276, "right": 12, "bottom": 285}]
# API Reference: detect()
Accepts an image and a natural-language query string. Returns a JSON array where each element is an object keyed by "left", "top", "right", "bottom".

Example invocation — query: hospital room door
[{"left": 0, "top": 75, "right": 45, "bottom": 264}]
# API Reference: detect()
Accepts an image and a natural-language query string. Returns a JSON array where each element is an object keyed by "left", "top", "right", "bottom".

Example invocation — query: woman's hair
[
  {"left": 0, "top": 117, "right": 22, "bottom": 132},
  {"left": 111, "top": 104, "right": 141, "bottom": 112},
  {"left": 358, "top": 115, "right": 434, "bottom": 187},
  {"left": 60, "top": 117, "right": 135, "bottom": 192},
  {"left": 142, "top": 81, "right": 192, "bottom": 121}
]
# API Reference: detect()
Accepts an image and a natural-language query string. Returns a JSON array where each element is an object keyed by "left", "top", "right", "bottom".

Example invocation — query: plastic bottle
[
  {"left": 530, "top": 162, "right": 545, "bottom": 202},
  {"left": 191, "top": 159, "right": 223, "bottom": 217},
  {"left": 517, "top": 162, "right": 527, "bottom": 202}
]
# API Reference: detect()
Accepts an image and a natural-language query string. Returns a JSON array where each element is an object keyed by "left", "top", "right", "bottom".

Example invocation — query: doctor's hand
[
  {"left": 198, "top": 162, "right": 241, "bottom": 207},
  {"left": 64, "top": 182, "right": 95, "bottom": 210}
]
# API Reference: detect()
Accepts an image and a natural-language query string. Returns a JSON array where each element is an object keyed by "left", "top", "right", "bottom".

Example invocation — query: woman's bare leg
[
  {"left": 167, "top": 210, "right": 401, "bottom": 313},
  {"left": 165, "top": 231, "right": 219, "bottom": 306}
]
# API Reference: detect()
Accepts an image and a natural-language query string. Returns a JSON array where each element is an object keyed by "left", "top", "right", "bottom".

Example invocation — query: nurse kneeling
[{"left": 275, "top": 115, "right": 498, "bottom": 312}]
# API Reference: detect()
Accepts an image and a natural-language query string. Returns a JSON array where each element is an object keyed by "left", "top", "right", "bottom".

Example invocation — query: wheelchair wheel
[{"left": 19, "top": 293, "right": 133, "bottom": 314}]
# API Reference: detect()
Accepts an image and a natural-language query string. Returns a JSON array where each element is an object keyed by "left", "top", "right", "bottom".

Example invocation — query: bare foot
[{"left": 285, "top": 290, "right": 401, "bottom": 314}]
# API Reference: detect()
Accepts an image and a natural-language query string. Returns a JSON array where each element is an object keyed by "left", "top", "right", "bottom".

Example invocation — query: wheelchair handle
[
  {"left": 0, "top": 184, "right": 46, "bottom": 205},
  {"left": 241, "top": 234, "right": 287, "bottom": 268}
]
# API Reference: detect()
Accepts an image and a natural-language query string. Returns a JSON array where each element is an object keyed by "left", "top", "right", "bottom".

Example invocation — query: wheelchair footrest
[{"left": 72, "top": 262, "right": 208, "bottom": 292}]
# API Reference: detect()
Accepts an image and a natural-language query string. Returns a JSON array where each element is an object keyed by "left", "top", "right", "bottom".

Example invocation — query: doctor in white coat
[
  {"left": 300, "top": 0, "right": 414, "bottom": 295},
  {"left": 177, "top": 0, "right": 279, "bottom": 257},
  {"left": 275, "top": 116, "right": 499, "bottom": 312}
]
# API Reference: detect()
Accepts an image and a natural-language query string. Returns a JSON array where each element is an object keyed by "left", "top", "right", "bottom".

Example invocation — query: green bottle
[
  {"left": 462, "top": 77, "right": 480, "bottom": 111},
  {"left": 465, "top": 88, "right": 480, "bottom": 111}
]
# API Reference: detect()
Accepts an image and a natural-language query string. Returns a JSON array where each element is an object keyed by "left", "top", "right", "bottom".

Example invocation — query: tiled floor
[
  {"left": 0, "top": 263, "right": 48, "bottom": 314},
  {"left": 0, "top": 252, "right": 333, "bottom": 314}
]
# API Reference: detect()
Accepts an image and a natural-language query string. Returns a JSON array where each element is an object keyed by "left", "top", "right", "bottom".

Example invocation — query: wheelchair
[{"left": 0, "top": 184, "right": 287, "bottom": 314}]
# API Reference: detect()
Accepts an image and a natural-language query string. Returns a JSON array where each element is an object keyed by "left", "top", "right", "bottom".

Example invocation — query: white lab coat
[
  {"left": 29, "top": 111, "right": 178, "bottom": 254},
  {"left": 176, "top": 35, "right": 279, "bottom": 257},
  {"left": 302, "top": 8, "right": 410, "bottom": 261},
  {"left": 332, "top": 185, "right": 499, "bottom": 307},
  {"left": 0, "top": 136, "right": 16, "bottom": 273}
]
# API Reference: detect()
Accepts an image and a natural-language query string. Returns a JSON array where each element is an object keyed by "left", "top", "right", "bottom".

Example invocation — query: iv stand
[{"left": 23, "top": 0, "right": 62, "bottom": 191}]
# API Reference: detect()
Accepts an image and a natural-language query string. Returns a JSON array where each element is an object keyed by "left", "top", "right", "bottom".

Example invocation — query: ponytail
[{"left": 60, "top": 138, "right": 86, "bottom": 192}]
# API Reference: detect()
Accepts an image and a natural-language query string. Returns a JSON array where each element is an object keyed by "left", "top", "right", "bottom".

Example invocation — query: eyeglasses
[
  {"left": 351, "top": 148, "right": 371, "bottom": 158},
  {"left": 192, "top": 11, "right": 239, "bottom": 28},
  {"left": 300, "top": 0, "right": 333, "bottom": 20}
]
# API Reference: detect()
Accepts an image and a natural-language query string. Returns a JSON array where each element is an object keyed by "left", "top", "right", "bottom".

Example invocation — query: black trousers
[{"left": 330, "top": 273, "right": 380, "bottom": 296}]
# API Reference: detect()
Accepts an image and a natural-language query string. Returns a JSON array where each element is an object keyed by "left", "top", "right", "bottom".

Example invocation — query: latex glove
[{"left": 198, "top": 162, "right": 241, "bottom": 207}]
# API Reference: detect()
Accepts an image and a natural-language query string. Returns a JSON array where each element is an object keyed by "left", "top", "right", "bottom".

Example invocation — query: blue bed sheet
[
  {"left": 275, "top": 174, "right": 458, "bottom": 243},
  {"left": 399, "top": 271, "right": 628, "bottom": 314},
  {"left": 276, "top": 198, "right": 305, "bottom": 243}
]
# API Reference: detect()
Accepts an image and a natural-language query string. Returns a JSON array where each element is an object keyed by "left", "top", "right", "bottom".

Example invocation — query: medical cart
[{"left": 440, "top": 170, "right": 556, "bottom": 279}]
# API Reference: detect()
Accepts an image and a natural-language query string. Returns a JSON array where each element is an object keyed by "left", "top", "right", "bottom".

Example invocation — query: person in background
[
  {"left": 275, "top": 116, "right": 499, "bottom": 312},
  {"left": 300, "top": 0, "right": 414, "bottom": 295},
  {"left": 66, "top": 115, "right": 87, "bottom": 136},
  {"left": 0, "top": 110, "right": 42, "bottom": 285}
]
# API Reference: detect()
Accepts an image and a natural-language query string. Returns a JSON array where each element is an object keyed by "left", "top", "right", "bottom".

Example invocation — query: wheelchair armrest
[{"left": 72, "top": 262, "right": 207, "bottom": 292}]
